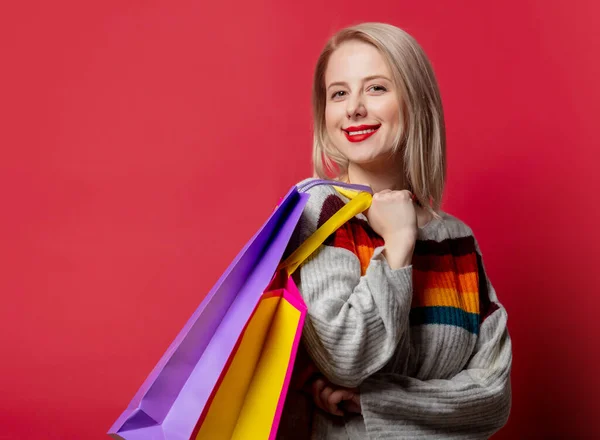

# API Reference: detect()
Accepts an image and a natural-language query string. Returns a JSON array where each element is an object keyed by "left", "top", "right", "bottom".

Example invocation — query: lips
[{"left": 343, "top": 124, "right": 381, "bottom": 143}]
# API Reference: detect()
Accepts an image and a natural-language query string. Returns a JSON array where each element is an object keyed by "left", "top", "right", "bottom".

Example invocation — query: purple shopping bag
[{"left": 108, "top": 181, "right": 372, "bottom": 440}]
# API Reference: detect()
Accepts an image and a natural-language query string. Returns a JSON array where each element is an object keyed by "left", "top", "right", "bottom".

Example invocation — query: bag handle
[
  {"left": 297, "top": 178, "right": 372, "bottom": 194},
  {"left": 278, "top": 190, "right": 372, "bottom": 276}
]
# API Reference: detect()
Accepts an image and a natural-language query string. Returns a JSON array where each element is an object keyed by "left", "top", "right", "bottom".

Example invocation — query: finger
[
  {"left": 320, "top": 386, "right": 344, "bottom": 416},
  {"left": 311, "top": 377, "right": 326, "bottom": 395},
  {"left": 373, "top": 189, "right": 392, "bottom": 200},
  {"left": 329, "top": 389, "right": 355, "bottom": 409},
  {"left": 325, "top": 389, "right": 346, "bottom": 416},
  {"left": 320, "top": 385, "right": 334, "bottom": 408},
  {"left": 340, "top": 392, "right": 361, "bottom": 413},
  {"left": 313, "top": 381, "right": 327, "bottom": 411},
  {"left": 311, "top": 378, "right": 327, "bottom": 412},
  {"left": 400, "top": 190, "right": 414, "bottom": 200},
  {"left": 330, "top": 389, "right": 354, "bottom": 403}
]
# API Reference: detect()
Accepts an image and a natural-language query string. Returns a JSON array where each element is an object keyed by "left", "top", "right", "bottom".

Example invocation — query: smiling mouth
[
  {"left": 343, "top": 125, "right": 381, "bottom": 136},
  {"left": 342, "top": 125, "right": 381, "bottom": 142},
  {"left": 346, "top": 128, "right": 377, "bottom": 136}
]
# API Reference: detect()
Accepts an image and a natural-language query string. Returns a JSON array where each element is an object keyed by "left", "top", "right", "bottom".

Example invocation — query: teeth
[{"left": 348, "top": 128, "right": 377, "bottom": 136}]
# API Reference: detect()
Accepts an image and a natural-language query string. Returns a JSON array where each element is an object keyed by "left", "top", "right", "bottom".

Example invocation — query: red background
[{"left": 1, "top": 1, "right": 599, "bottom": 438}]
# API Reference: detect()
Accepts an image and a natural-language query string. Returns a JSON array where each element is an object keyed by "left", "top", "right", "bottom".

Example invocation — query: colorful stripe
[
  {"left": 413, "top": 269, "right": 478, "bottom": 291},
  {"left": 476, "top": 252, "right": 497, "bottom": 324},
  {"left": 412, "top": 247, "right": 480, "bottom": 332},
  {"left": 412, "top": 251, "right": 478, "bottom": 273},
  {"left": 319, "top": 195, "right": 383, "bottom": 275},
  {"left": 412, "top": 287, "right": 479, "bottom": 314},
  {"left": 316, "top": 193, "right": 499, "bottom": 334},
  {"left": 410, "top": 306, "right": 480, "bottom": 335},
  {"left": 413, "top": 235, "right": 477, "bottom": 257}
]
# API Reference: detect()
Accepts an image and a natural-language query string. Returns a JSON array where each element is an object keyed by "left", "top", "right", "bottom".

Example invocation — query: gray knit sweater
[{"left": 277, "top": 181, "right": 512, "bottom": 440}]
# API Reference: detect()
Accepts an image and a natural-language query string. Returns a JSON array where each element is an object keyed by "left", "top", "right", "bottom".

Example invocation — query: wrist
[
  {"left": 383, "top": 229, "right": 417, "bottom": 245},
  {"left": 382, "top": 247, "right": 413, "bottom": 269},
  {"left": 382, "top": 233, "right": 415, "bottom": 269}
]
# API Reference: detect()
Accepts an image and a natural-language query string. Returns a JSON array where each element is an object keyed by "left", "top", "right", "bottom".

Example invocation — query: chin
[
  {"left": 347, "top": 155, "right": 376, "bottom": 163},
  {"left": 345, "top": 147, "right": 389, "bottom": 163}
]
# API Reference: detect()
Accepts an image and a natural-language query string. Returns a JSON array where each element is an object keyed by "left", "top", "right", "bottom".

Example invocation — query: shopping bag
[{"left": 108, "top": 180, "right": 372, "bottom": 440}]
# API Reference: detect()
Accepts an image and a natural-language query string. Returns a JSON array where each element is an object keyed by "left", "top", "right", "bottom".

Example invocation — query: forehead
[{"left": 325, "top": 40, "right": 392, "bottom": 84}]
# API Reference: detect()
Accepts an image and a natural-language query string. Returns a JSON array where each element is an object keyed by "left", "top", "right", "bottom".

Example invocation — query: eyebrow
[{"left": 326, "top": 75, "right": 392, "bottom": 90}]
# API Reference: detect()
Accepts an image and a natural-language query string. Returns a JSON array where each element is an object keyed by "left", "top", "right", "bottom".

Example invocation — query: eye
[
  {"left": 331, "top": 90, "right": 346, "bottom": 100},
  {"left": 368, "top": 85, "right": 387, "bottom": 93}
]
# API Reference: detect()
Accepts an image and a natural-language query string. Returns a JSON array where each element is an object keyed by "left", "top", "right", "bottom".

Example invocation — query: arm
[
  {"left": 295, "top": 186, "right": 414, "bottom": 388},
  {"left": 359, "top": 243, "right": 512, "bottom": 439}
]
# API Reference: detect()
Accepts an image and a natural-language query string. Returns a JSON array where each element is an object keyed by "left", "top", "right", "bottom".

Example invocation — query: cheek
[
  {"left": 373, "top": 98, "right": 401, "bottom": 127},
  {"left": 325, "top": 105, "right": 341, "bottom": 133}
]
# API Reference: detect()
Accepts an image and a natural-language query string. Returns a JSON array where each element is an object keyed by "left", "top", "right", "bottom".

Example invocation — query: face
[{"left": 324, "top": 40, "right": 403, "bottom": 168}]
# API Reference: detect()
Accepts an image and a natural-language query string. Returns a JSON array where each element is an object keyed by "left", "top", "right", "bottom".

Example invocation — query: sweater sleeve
[
  {"left": 295, "top": 185, "right": 413, "bottom": 388},
  {"left": 359, "top": 240, "right": 512, "bottom": 439}
]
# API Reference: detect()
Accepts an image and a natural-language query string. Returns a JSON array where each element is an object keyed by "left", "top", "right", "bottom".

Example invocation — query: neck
[{"left": 344, "top": 157, "right": 407, "bottom": 193}]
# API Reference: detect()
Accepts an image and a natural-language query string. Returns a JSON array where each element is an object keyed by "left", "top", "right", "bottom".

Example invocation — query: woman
[{"left": 278, "top": 22, "right": 512, "bottom": 439}]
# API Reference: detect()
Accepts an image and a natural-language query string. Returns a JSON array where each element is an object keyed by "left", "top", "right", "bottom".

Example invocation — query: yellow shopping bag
[{"left": 194, "top": 190, "right": 372, "bottom": 440}]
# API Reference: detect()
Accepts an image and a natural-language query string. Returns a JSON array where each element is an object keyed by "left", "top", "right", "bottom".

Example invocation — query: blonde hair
[{"left": 312, "top": 22, "right": 446, "bottom": 215}]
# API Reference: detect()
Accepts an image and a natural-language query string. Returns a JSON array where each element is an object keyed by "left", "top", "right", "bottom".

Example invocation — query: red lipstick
[{"left": 343, "top": 124, "right": 381, "bottom": 143}]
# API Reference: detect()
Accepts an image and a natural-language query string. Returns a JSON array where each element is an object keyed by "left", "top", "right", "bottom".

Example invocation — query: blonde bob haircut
[{"left": 312, "top": 22, "right": 446, "bottom": 215}]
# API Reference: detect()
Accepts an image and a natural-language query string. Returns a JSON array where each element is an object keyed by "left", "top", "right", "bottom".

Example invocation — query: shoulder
[
  {"left": 295, "top": 177, "right": 342, "bottom": 199},
  {"left": 426, "top": 211, "right": 488, "bottom": 256},
  {"left": 294, "top": 177, "right": 347, "bottom": 231},
  {"left": 295, "top": 177, "right": 346, "bottom": 207},
  {"left": 422, "top": 210, "right": 476, "bottom": 244},
  {"left": 437, "top": 211, "right": 474, "bottom": 238}
]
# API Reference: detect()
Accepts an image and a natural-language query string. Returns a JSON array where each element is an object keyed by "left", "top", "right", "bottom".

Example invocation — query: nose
[{"left": 346, "top": 93, "right": 366, "bottom": 119}]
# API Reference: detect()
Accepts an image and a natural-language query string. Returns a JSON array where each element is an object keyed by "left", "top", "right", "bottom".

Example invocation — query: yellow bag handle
[{"left": 278, "top": 189, "right": 372, "bottom": 276}]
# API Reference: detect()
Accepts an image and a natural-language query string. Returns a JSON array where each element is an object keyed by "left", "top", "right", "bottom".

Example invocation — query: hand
[
  {"left": 366, "top": 189, "right": 417, "bottom": 269},
  {"left": 310, "top": 376, "right": 361, "bottom": 416},
  {"left": 366, "top": 189, "right": 418, "bottom": 241},
  {"left": 339, "top": 393, "right": 362, "bottom": 414}
]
